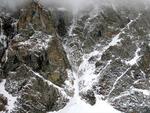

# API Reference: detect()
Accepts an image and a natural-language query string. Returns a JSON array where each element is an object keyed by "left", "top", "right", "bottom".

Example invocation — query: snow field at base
[
  {"left": 48, "top": 98, "right": 121, "bottom": 113},
  {"left": 48, "top": 71, "right": 121, "bottom": 113}
]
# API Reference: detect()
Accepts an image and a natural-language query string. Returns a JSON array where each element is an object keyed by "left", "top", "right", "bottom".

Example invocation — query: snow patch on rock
[
  {"left": 18, "top": 31, "right": 52, "bottom": 52},
  {"left": 125, "top": 47, "right": 141, "bottom": 66},
  {"left": 0, "top": 80, "right": 17, "bottom": 113}
]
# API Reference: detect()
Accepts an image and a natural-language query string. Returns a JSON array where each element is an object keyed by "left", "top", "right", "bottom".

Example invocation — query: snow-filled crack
[{"left": 107, "top": 67, "right": 131, "bottom": 99}]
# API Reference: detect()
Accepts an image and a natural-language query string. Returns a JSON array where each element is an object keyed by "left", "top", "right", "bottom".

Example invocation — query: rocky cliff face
[
  {"left": 0, "top": 1, "right": 150, "bottom": 113},
  {"left": 63, "top": 6, "right": 150, "bottom": 113},
  {"left": 0, "top": 1, "right": 73, "bottom": 113}
]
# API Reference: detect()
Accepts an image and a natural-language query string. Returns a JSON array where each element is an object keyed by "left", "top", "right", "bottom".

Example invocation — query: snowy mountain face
[{"left": 0, "top": 1, "right": 150, "bottom": 113}]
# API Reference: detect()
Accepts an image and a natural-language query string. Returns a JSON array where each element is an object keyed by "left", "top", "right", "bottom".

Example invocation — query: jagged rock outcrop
[
  {"left": 5, "top": 64, "right": 69, "bottom": 113},
  {"left": 0, "top": 1, "right": 73, "bottom": 113},
  {"left": 2, "top": 32, "right": 71, "bottom": 86},
  {"left": 17, "top": 1, "right": 55, "bottom": 35},
  {"left": 63, "top": 5, "right": 150, "bottom": 113}
]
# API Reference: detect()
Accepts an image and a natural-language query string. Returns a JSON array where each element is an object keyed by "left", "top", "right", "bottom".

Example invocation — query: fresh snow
[
  {"left": 125, "top": 47, "right": 141, "bottom": 66},
  {"left": 18, "top": 31, "right": 52, "bottom": 52},
  {"left": 132, "top": 87, "right": 150, "bottom": 96},
  {"left": 48, "top": 71, "right": 121, "bottom": 113},
  {"left": 79, "top": 51, "right": 100, "bottom": 91},
  {"left": 49, "top": 97, "right": 121, "bottom": 113},
  {"left": 111, "top": 91, "right": 131, "bottom": 101},
  {"left": 0, "top": 80, "right": 17, "bottom": 113}
]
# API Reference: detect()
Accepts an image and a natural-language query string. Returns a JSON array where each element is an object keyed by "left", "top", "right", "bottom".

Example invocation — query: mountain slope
[
  {"left": 0, "top": 1, "right": 150, "bottom": 113},
  {"left": 0, "top": 1, "right": 74, "bottom": 113},
  {"left": 62, "top": 5, "right": 150, "bottom": 113}
]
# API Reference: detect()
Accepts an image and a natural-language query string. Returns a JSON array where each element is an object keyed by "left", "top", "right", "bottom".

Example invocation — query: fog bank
[{"left": 0, "top": 0, "right": 149, "bottom": 13}]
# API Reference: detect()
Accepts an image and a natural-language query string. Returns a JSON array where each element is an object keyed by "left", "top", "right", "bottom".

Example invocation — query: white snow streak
[
  {"left": 68, "top": 17, "right": 77, "bottom": 37},
  {"left": 132, "top": 88, "right": 150, "bottom": 96},
  {"left": 30, "top": 69, "right": 70, "bottom": 99},
  {"left": 107, "top": 68, "right": 131, "bottom": 98},
  {"left": 125, "top": 47, "right": 141, "bottom": 66}
]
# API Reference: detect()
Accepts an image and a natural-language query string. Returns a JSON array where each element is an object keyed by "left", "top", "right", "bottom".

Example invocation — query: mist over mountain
[{"left": 0, "top": 0, "right": 150, "bottom": 13}]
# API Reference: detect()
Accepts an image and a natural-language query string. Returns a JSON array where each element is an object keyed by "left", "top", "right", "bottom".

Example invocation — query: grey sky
[{"left": 0, "top": 0, "right": 149, "bottom": 12}]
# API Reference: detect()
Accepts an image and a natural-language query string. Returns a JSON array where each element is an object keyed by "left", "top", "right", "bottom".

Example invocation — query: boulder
[{"left": 0, "top": 94, "right": 7, "bottom": 112}]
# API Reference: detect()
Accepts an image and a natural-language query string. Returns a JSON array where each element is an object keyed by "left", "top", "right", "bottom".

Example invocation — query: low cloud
[
  {"left": 0, "top": 0, "right": 29, "bottom": 11},
  {"left": 0, "top": 0, "right": 149, "bottom": 13}
]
